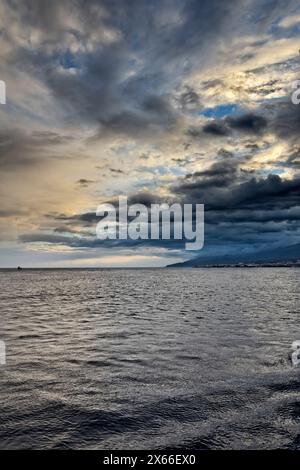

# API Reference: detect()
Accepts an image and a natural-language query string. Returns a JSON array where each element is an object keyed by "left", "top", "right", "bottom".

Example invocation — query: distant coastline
[
  {"left": 167, "top": 242, "right": 300, "bottom": 268},
  {"left": 190, "top": 262, "right": 300, "bottom": 268}
]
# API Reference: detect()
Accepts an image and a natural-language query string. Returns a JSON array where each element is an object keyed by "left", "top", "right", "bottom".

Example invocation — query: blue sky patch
[{"left": 201, "top": 103, "right": 240, "bottom": 119}]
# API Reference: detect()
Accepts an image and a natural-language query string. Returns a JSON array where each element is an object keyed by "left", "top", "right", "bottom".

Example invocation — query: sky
[{"left": 0, "top": 0, "right": 300, "bottom": 267}]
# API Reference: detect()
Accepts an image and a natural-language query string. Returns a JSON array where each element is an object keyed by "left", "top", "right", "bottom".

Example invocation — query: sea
[{"left": 0, "top": 268, "right": 299, "bottom": 449}]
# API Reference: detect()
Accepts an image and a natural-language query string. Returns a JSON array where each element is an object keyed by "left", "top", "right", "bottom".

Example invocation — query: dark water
[{"left": 0, "top": 268, "right": 299, "bottom": 449}]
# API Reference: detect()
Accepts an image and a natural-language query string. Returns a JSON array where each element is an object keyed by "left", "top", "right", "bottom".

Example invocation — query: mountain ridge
[{"left": 167, "top": 243, "right": 300, "bottom": 267}]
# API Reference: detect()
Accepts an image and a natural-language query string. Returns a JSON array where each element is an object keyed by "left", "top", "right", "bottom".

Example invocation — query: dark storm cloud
[
  {"left": 0, "top": 129, "right": 71, "bottom": 170},
  {"left": 3, "top": 0, "right": 294, "bottom": 154},
  {"left": 212, "top": 95, "right": 300, "bottom": 147},
  {"left": 45, "top": 191, "right": 162, "bottom": 231},
  {"left": 206, "top": 206, "right": 300, "bottom": 224},
  {"left": 203, "top": 98, "right": 300, "bottom": 147},
  {"left": 40, "top": 147, "right": 300, "bottom": 251},
  {"left": 201, "top": 113, "right": 268, "bottom": 138},
  {"left": 127, "top": 192, "right": 164, "bottom": 207},
  {"left": 174, "top": 165, "right": 300, "bottom": 215},
  {"left": 4, "top": 0, "right": 240, "bottom": 137},
  {"left": 227, "top": 114, "right": 267, "bottom": 133},
  {"left": 52, "top": 211, "right": 99, "bottom": 225},
  {"left": 202, "top": 122, "right": 229, "bottom": 136},
  {"left": 19, "top": 231, "right": 187, "bottom": 250},
  {"left": 109, "top": 168, "right": 125, "bottom": 174},
  {"left": 169, "top": 165, "right": 300, "bottom": 252},
  {"left": 23, "top": 165, "right": 300, "bottom": 253},
  {"left": 184, "top": 160, "right": 239, "bottom": 188}
]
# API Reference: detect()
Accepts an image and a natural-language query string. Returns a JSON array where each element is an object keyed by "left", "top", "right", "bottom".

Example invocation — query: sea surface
[{"left": 0, "top": 268, "right": 299, "bottom": 450}]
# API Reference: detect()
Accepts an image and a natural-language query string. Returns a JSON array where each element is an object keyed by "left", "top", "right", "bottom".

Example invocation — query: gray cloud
[
  {"left": 202, "top": 122, "right": 229, "bottom": 136},
  {"left": 201, "top": 113, "right": 268, "bottom": 138},
  {"left": 227, "top": 114, "right": 267, "bottom": 133},
  {"left": 76, "top": 179, "right": 94, "bottom": 186},
  {"left": 174, "top": 162, "right": 300, "bottom": 217},
  {"left": 0, "top": 128, "right": 72, "bottom": 170},
  {"left": 3, "top": 0, "right": 242, "bottom": 137}
]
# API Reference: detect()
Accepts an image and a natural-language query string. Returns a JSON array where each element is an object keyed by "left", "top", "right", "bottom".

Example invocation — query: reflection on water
[{"left": 0, "top": 268, "right": 299, "bottom": 449}]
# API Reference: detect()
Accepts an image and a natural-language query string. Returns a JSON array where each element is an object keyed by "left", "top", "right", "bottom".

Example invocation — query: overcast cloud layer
[{"left": 0, "top": 0, "right": 300, "bottom": 266}]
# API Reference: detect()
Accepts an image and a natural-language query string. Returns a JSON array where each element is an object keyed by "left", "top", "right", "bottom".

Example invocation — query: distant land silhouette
[{"left": 167, "top": 243, "right": 300, "bottom": 267}]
